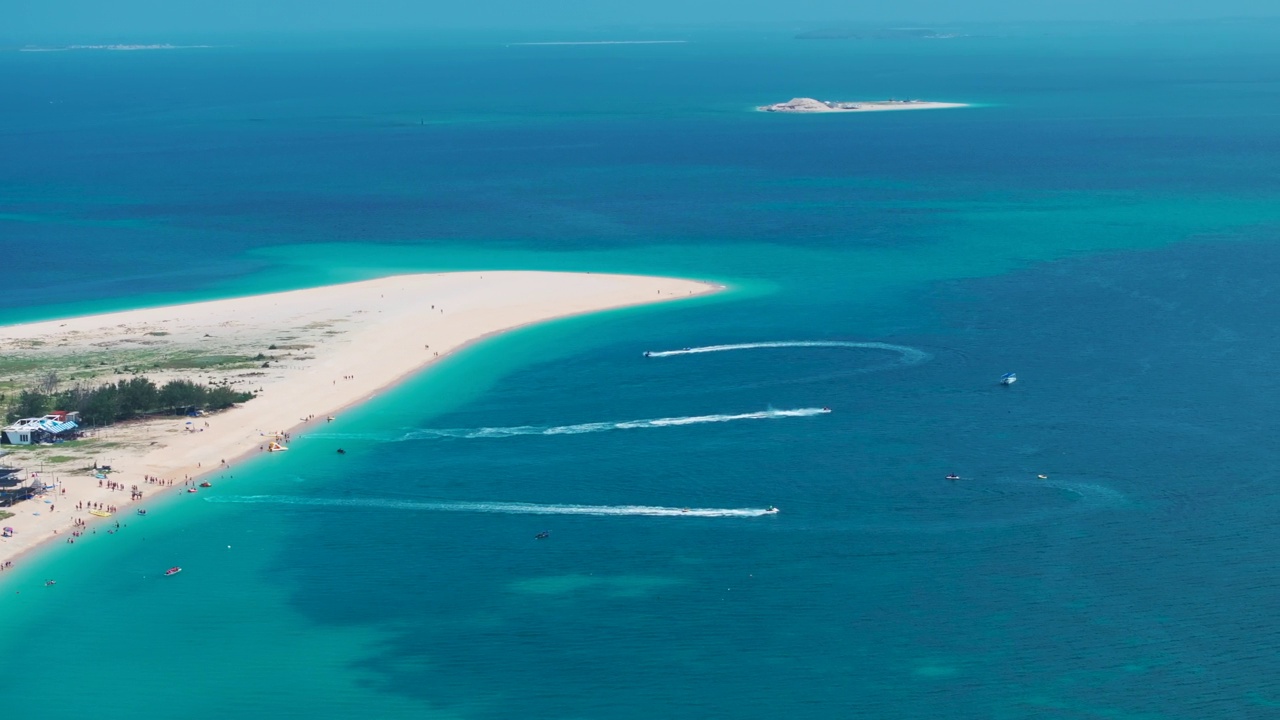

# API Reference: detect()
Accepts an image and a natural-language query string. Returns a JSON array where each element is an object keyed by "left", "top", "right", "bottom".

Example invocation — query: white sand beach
[
  {"left": 0, "top": 271, "right": 718, "bottom": 568},
  {"left": 758, "top": 97, "right": 968, "bottom": 113}
]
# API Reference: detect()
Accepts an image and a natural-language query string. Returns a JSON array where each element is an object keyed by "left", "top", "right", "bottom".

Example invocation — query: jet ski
[
  {"left": 534, "top": 531, "right": 550, "bottom": 540},
  {"left": 763, "top": 506, "right": 780, "bottom": 514},
  {"left": 945, "top": 474, "right": 960, "bottom": 481}
]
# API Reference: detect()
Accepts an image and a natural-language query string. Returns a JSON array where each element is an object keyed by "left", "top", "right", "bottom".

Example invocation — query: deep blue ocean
[{"left": 3, "top": 22, "right": 1280, "bottom": 718}]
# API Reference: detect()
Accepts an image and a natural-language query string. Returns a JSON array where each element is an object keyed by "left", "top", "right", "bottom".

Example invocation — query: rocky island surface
[{"left": 758, "top": 97, "right": 968, "bottom": 113}]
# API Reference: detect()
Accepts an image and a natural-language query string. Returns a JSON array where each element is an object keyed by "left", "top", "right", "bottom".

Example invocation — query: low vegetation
[{"left": 5, "top": 377, "right": 254, "bottom": 426}]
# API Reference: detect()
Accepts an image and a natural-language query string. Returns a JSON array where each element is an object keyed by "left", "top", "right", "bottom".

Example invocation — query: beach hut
[{"left": 1, "top": 416, "right": 79, "bottom": 445}]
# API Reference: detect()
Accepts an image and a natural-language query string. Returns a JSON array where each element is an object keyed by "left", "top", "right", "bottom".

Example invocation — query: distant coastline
[
  {"left": 758, "top": 97, "right": 969, "bottom": 113},
  {"left": 18, "top": 44, "right": 217, "bottom": 52},
  {"left": 795, "top": 28, "right": 967, "bottom": 40},
  {"left": 507, "top": 40, "right": 687, "bottom": 46}
]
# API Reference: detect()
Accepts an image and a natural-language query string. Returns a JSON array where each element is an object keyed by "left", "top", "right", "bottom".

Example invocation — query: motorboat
[
  {"left": 945, "top": 474, "right": 960, "bottom": 481},
  {"left": 164, "top": 567, "right": 181, "bottom": 576},
  {"left": 1000, "top": 372, "right": 1017, "bottom": 386}
]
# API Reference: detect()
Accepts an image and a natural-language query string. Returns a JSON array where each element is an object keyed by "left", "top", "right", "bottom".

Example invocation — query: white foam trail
[
  {"left": 644, "top": 341, "right": 930, "bottom": 366},
  {"left": 400, "top": 407, "right": 829, "bottom": 441},
  {"left": 206, "top": 495, "right": 777, "bottom": 518}
]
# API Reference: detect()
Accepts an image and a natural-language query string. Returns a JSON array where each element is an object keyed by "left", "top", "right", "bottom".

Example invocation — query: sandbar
[
  {"left": 0, "top": 271, "right": 718, "bottom": 569},
  {"left": 758, "top": 97, "right": 968, "bottom": 113}
]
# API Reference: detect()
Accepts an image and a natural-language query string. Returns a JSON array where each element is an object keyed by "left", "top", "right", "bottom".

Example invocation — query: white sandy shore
[
  {"left": 0, "top": 271, "right": 717, "bottom": 570},
  {"left": 758, "top": 97, "right": 968, "bottom": 113}
]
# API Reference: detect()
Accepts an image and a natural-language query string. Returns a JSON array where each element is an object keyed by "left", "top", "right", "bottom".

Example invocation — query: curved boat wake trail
[
  {"left": 393, "top": 407, "right": 830, "bottom": 441},
  {"left": 205, "top": 496, "right": 778, "bottom": 518},
  {"left": 644, "top": 341, "right": 931, "bottom": 368}
]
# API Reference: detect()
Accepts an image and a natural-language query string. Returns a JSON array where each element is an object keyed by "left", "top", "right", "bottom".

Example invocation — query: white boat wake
[
  {"left": 205, "top": 496, "right": 778, "bottom": 518},
  {"left": 643, "top": 341, "right": 930, "bottom": 367},
  {"left": 397, "top": 407, "right": 830, "bottom": 441}
]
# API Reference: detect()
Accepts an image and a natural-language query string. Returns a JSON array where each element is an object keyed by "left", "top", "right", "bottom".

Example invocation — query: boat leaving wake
[
  {"left": 205, "top": 496, "right": 778, "bottom": 518},
  {"left": 397, "top": 407, "right": 830, "bottom": 441},
  {"left": 643, "top": 341, "right": 930, "bottom": 367}
]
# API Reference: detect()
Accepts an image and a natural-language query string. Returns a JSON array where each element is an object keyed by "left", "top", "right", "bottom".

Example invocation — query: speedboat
[
  {"left": 1000, "top": 372, "right": 1017, "bottom": 386},
  {"left": 164, "top": 567, "right": 181, "bottom": 576},
  {"left": 763, "top": 506, "right": 780, "bottom": 514}
]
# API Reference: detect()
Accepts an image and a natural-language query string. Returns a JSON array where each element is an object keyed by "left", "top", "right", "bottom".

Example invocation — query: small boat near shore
[
  {"left": 164, "top": 567, "right": 181, "bottom": 576},
  {"left": 89, "top": 510, "right": 112, "bottom": 518},
  {"left": 199, "top": 481, "right": 212, "bottom": 488}
]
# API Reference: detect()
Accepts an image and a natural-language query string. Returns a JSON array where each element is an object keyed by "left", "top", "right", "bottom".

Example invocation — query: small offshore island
[{"left": 758, "top": 97, "right": 968, "bottom": 113}]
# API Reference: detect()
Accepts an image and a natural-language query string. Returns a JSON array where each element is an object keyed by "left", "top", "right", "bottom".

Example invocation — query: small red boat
[
  {"left": 164, "top": 567, "right": 182, "bottom": 576},
  {"left": 199, "top": 481, "right": 212, "bottom": 488}
]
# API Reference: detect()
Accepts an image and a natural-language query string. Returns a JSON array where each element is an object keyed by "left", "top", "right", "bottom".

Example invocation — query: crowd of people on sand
[{"left": 75, "top": 501, "right": 118, "bottom": 513}]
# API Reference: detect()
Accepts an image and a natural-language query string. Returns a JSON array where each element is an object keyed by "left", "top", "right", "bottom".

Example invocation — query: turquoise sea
[{"left": 3, "top": 22, "right": 1280, "bottom": 718}]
